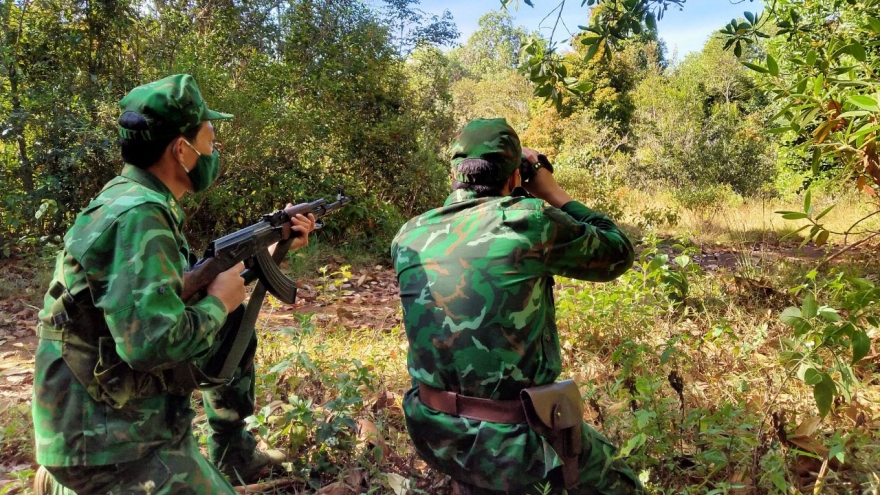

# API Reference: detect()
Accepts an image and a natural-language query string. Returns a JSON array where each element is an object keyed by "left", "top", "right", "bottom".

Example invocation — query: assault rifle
[{"left": 182, "top": 192, "right": 351, "bottom": 303}]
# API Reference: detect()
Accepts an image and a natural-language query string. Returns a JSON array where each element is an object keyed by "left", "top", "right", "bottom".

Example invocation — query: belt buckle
[{"left": 51, "top": 311, "right": 70, "bottom": 327}]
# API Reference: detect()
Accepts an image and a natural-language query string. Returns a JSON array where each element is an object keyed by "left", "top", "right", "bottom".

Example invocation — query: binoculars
[{"left": 519, "top": 154, "right": 554, "bottom": 183}]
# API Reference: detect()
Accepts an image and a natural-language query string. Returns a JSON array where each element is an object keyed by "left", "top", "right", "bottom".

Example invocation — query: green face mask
[{"left": 180, "top": 139, "right": 220, "bottom": 192}]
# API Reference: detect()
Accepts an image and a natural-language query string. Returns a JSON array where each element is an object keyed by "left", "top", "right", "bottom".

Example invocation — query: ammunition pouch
[
  {"left": 520, "top": 380, "right": 584, "bottom": 490},
  {"left": 41, "top": 281, "right": 226, "bottom": 409}
]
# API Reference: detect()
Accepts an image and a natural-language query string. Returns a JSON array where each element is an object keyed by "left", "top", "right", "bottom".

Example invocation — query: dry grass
[{"left": 616, "top": 186, "right": 880, "bottom": 248}]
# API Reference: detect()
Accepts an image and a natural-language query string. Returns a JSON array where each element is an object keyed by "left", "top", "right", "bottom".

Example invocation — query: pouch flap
[{"left": 520, "top": 379, "right": 583, "bottom": 430}]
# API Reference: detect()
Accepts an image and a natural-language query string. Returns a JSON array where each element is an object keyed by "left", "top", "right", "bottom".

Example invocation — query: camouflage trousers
[
  {"left": 42, "top": 431, "right": 236, "bottom": 494},
  {"left": 443, "top": 425, "right": 643, "bottom": 495}
]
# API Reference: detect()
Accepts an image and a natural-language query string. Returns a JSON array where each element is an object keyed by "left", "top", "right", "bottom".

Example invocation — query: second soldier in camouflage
[{"left": 392, "top": 118, "right": 643, "bottom": 494}]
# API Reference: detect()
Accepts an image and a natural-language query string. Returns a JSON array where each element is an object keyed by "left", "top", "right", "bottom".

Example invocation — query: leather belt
[{"left": 418, "top": 382, "right": 526, "bottom": 424}]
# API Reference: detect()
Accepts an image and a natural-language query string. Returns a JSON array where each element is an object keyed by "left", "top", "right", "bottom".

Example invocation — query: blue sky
[{"left": 417, "top": 0, "right": 764, "bottom": 59}]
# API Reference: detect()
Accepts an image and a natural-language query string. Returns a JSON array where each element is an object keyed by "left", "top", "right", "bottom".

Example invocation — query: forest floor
[{"left": 1, "top": 235, "right": 877, "bottom": 494}]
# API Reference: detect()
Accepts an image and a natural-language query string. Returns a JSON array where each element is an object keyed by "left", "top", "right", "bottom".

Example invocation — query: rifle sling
[{"left": 214, "top": 237, "right": 295, "bottom": 383}]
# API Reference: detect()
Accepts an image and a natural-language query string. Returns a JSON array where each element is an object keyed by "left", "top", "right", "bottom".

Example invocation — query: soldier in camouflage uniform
[
  {"left": 391, "top": 118, "right": 643, "bottom": 494},
  {"left": 32, "top": 74, "right": 315, "bottom": 494}
]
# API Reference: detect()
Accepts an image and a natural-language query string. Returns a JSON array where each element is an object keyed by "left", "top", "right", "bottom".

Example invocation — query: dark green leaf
[
  {"left": 767, "top": 55, "right": 779, "bottom": 76},
  {"left": 803, "top": 368, "right": 823, "bottom": 385},
  {"left": 780, "top": 307, "right": 803, "bottom": 325},
  {"left": 851, "top": 330, "right": 870, "bottom": 364},
  {"left": 801, "top": 293, "right": 818, "bottom": 318},
  {"left": 831, "top": 66, "right": 858, "bottom": 75},
  {"left": 813, "top": 373, "right": 836, "bottom": 417},
  {"left": 742, "top": 62, "right": 768, "bottom": 73},
  {"left": 848, "top": 96, "right": 880, "bottom": 112},
  {"left": 868, "top": 17, "right": 880, "bottom": 33},
  {"left": 781, "top": 212, "right": 809, "bottom": 220},
  {"left": 534, "top": 84, "right": 553, "bottom": 98},
  {"left": 584, "top": 41, "right": 600, "bottom": 62},
  {"left": 646, "top": 12, "right": 657, "bottom": 31},
  {"left": 660, "top": 345, "right": 675, "bottom": 365},
  {"left": 744, "top": 11, "right": 755, "bottom": 23},
  {"left": 848, "top": 43, "right": 866, "bottom": 62},
  {"left": 818, "top": 307, "right": 841, "bottom": 322}
]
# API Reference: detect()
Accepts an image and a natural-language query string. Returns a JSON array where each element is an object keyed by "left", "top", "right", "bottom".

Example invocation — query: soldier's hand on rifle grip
[
  {"left": 287, "top": 211, "right": 317, "bottom": 251},
  {"left": 207, "top": 261, "right": 246, "bottom": 313}
]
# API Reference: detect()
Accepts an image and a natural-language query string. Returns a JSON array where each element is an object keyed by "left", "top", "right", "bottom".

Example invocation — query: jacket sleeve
[
  {"left": 539, "top": 200, "right": 634, "bottom": 282},
  {"left": 90, "top": 203, "right": 228, "bottom": 371}
]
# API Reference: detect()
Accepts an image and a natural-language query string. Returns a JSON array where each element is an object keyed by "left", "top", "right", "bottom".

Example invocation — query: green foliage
[
  {"left": 378, "top": 0, "right": 458, "bottom": 56},
  {"left": 0, "top": 401, "right": 34, "bottom": 490},
  {"left": 554, "top": 164, "right": 625, "bottom": 221},
  {"left": 0, "top": 0, "right": 457, "bottom": 257},
  {"left": 253, "top": 312, "right": 380, "bottom": 485},
  {"left": 449, "top": 11, "right": 526, "bottom": 79},
  {"left": 631, "top": 39, "right": 776, "bottom": 196},
  {"left": 721, "top": 0, "right": 880, "bottom": 242},
  {"left": 448, "top": 12, "right": 533, "bottom": 129},
  {"left": 508, "top": 0, "right": 683, "bottom": 109},
  {"left": 674, "top": 184, "right": 743, "bottom": 219},
  {"left": 779, "top": 271, "right": 879, "bottom": 417}
]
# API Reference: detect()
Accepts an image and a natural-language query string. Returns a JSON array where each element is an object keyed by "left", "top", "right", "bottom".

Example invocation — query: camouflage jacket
[
  {"left": 33, "top": 165, "right": 228, "bottom": 467},
  {"left": 391, "top": 188, "right": 634, "bottom": 489}
]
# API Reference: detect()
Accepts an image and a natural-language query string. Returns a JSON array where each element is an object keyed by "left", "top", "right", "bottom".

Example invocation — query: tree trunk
[{"left": 3, "top": 0, "right": 34, "bottom": 192}]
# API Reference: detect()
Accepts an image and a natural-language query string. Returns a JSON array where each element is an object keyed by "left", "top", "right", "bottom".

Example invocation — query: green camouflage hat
[
  {"left": 118, "top": 74, "right": 233, "bottom": 142},
  {"left": 450, "top": 118, "right": 521, "bottom": 184}
]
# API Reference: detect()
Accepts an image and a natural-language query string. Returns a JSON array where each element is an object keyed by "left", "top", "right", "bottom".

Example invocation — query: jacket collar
[
  {"left": 120, "top": 164, "right": 186, "bottom": 226},
  {"left": 442, "top": 187, "right": 531, "bottom": 207}
]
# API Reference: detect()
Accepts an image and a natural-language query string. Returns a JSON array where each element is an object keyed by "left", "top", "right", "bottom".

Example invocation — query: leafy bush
[{"left": 673, "top": 184, "right": 743, "bottom": 217}]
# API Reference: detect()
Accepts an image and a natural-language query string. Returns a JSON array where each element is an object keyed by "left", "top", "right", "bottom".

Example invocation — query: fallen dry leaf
[
  {"left": 795, "top": 416, "right": 822, "bottom": 437},
  {"left": 385, "top": 472, "right": 410, "bottom": 495},
  {"left": 788, "top": 434, "right": 829, "bottom": 458},
  {"left": 315, "top": 469, "right": 366, "bottom": 495}
]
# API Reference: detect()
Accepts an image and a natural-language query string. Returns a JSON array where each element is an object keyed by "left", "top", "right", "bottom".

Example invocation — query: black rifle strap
[
  {"left": 214, "top": 236, "right": 296, "bottom": 384},
  {"left": 215, "top": 280, "right": 267, "bottom": 382}
]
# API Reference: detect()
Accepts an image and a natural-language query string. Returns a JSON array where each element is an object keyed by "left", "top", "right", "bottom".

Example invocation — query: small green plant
[
  {"left": 0, "top": 468, "right": 35, "bottom": 495},
  {"left": 633, "top": 235, "right": 702, "bottom": 305},
  {"left": 633, "top": 205, "right": 680, "bottom": 232},
  {"left": 315, "top": 264, "right": 353, "bottom": 303}
]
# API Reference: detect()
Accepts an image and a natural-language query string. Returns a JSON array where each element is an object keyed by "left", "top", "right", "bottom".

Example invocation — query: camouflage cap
[
  {"left": 450, "top": 118, "right": 521, "bottom": 184},
  {"left": 118, "top": 74, "right": 232, "bottom": 142}
]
